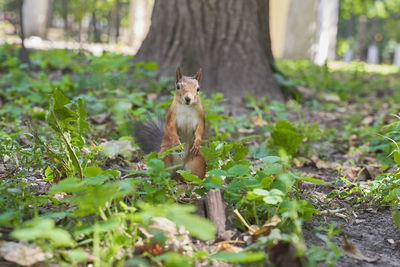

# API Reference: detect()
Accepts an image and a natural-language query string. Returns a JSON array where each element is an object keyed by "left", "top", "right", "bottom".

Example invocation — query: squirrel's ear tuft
[
  {"left": 194, "top": 68, "right": 202, "bottom": 82},
  {"left": 176, "top": 67, "right": 183, "bottom": 83}
]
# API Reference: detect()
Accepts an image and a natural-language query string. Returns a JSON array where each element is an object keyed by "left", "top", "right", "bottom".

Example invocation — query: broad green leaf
[
  {"left": 263, "top": 195, "right": 283, "bottom": 205},
  {"left": 227, "top": 165, "right": 250, "bottom": 177},
  {"left": 169, "top": 207, "right": 217, "bottom": 241},
  {"left": 74, "top": 219, "right": 120, "bottom": 236},
  {"left": 392, "top": 210, "right": 400, "bottom": 227},
  {"left": 271, "top": 120, "right": 303, "bottom": 156},
  {"left": 157, "top": 252, "right": 192, "bottom": 267},
  {"left": 44, "top": 166, "right": 54, "bottom": 181},
  {"left": 177, "top": 170, "right": 203, "bottom": 185},
  {"left": 253, "top": 188, "right": 269, "bottom": 196},
  {"left": 262, "top": 156, "right": 281, "bottom": 165},
  {"left": 84, "top": 166, "right": 103, "bottom": 177},
  {"left": 77, "top": 98, "right": 89, "bottom": 134},
  {"left": 12, "top": 218, "right": 73, "bottom": 247},
  {"left": 208, "top": 169, "right": 228, "bottom": 177},
  {"left": 48, "top": 177, "right": 82, "bottom": 194},
  {"left": 0, "top": 211, "right": 20, "bottom": 226}
]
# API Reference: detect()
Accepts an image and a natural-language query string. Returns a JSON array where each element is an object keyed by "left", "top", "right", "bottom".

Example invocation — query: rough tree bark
[{"left": 134, "top": 0, "right": 283, "bottom": 102}]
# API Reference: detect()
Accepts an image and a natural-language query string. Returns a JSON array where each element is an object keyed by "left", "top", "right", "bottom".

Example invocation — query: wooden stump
[{"left": 205, "top": 189, "right": 227, "bottom": 238}]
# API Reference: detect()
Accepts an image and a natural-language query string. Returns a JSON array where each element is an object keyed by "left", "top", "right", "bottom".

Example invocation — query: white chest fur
[{"left": 176, "top": 104, "right": 198, "bottom": 145}]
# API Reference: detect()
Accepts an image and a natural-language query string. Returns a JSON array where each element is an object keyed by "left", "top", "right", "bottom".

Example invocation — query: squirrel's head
[{"left": 174, "top": 67, "right": 202, "bottom": 106}]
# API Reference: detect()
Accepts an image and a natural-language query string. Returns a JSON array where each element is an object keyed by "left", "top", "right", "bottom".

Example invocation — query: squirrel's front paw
[
  {"left": 173, "top": 141, "right": 183, "bottom": 153},
  {"left": 190, "top": 145, "right": 200, "bottom": 156}
]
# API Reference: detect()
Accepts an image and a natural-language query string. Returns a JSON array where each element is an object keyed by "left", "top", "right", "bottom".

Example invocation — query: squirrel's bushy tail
[{"left": 133, "top": 115, "right": 164, "bottom": 154}]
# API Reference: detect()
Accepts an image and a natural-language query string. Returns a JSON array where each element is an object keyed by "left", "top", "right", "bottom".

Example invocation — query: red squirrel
[{"left": 134, "top": 67, "right": 206, "bottom": 179}]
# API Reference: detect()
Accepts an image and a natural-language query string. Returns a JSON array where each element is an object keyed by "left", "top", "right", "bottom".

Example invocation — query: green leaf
[
  {"left": 271, "top": 120, "right": 303, "bottom": 156},
  {"left": 261, "top": 156, "right": 281, "bottom": 165},
  {"left": 74, "top": 219, "right": 120, "bottom": 236},
  {"left": 177, "top": 170, "right": 203, "bottom": 185},
  {"left": 252, "top": 188, "right": 285, "bottom": 205},
  {"left": 48, "top": 177, "right": 82, "bottom": 195},
  {"left": 77, "top": 98, "right": 89, "bottom": 135},
  {"left": 12, "top": 218, "right": 73, "bottom": 247},
  {"left": 168, "top": 206, "right": 217, "bottom": 241},
  {"left": 263, "top": 195, "right": 283, "bottom": 204},
  {"left": 394, "top": 151, "right": 400, "bottom": 166},
  {"left": 44, "top": 166, "right": 54, "bottom": 181},
  {"left": 143, "top": 62, "right": 158, "bottom": 71},
  {"left": 67, "top": 248, "right": 87, "bottom": 263},
  {"left": 227, "top": 165, "right": 250, "bottom": 177},
  {"left": 210, "top": 251, "right": 265, "bottom": 263},
  {"left": 392, "top": 210, "right": 400, "bottom": 227},
  {"left": 84, "top": 166, "right": 103, "bottom": 177},
  {"left": 253, "top": 188, "right": 269, "bottom": 196},
  {"left": 297, "top": 176, "right": 329, "bottom": 185},
  {"left": 157, "top": 252, "right": 192, "bottom": 267},
  {"left": 0, "top": 211, "right": 20, "bottom": 226},
  {"left": 208, "top": 169, "right": 228, "bottom": 177}
]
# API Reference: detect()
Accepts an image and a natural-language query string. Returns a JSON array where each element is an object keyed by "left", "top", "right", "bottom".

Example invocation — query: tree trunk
[
  {"left": 134, "top": 0, "right": 282, "bottom": 102},
  {"left": 92, "top": 10, "right": 101, "bottom": 43},
  {"left": 46, "top": 0, "right": 54, "bottom": 39},
  {"left": 18, "top": 0, "right": 30, "bottom": 65},
  {"left": 23, "top": 0, "right": 49, "bottom": 38},
  {"left": 128, "top": 0, "right": 154, "bottom": 50},
  {"left": 357, "top": 15, "right": 368, "bottom": 61},
  {"left": 62, "top": 0, "right": 68, "bottom": 39},
  {"left": 313, "top": 0, "right": 339, "bottom": 65},
  {"left": 115, "top": 0, "right": 121, "bottom": 42}
]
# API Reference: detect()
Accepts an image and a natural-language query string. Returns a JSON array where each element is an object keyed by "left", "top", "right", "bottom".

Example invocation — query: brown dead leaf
[
  {"left": 320, "top": 93, "right": 341, "bottom": 103},
  {"left": 135, "top": 242, "right": 164, "bottom": 256},
  {"left": 315, "top": 160, "right": 340, "bottom": 170},
  {"left": 250, "top": 115, "right": 268, "bottom": 127},
  {"left": 252, "top": 215, "right": 281, "bottom": 236},
  {"left": 342, "top": 163, "right": 360, "bottom": 179},
  {"left": 0, "top": 241, "right": 50, "bottom": 266},
  {"left": 361, "top": 116, "right": 374, "bottom": 125},
  {"left": 215, "top": 241, "right": 243, "bottom": 253},
  {"left": 342, "top": 235, "right": 380, "bottom": 263}
]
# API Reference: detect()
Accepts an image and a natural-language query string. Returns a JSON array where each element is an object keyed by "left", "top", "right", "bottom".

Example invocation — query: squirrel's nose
[{"left": 185, "top": 96, "right": 191, "bottom": 104}]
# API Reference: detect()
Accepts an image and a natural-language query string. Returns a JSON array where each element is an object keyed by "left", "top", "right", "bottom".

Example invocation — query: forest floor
[
  {"left": 286, "top": 85, "right": 400, "bottom": 267},
  {"left": 1, "top": 45, "right": 400, "bottom": 266},
  {"left": 219, "top": 94, "right": 400, "bottom": 266}
]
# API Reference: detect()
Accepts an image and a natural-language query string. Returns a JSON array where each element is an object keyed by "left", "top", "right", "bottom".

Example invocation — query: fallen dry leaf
[
  {"left": 361, "top": 116, "right": 374, "bottom": 125},
  {"left": 135, "top": 242, "right": 164, "bottom": 256},
  {"left": 215, "top": 241, "right": 243, "bottom": 253},
  {"left": 0, "top": 241, "right": 50, "bottom": 266},
  {"left": 250, "top": 115, "right": 268, "bottom": 127},
  {"left": 341, "top": 162, "right": 361, "bottom": 180},
  {"left": 342, "top": 235, "right": 380, "bottom": 263},
  {"left": 252, "top": 215, "right": 281, "bottom": 236},
  {"left": 320, "top": 208, "right": 346, "bottom": 215}
]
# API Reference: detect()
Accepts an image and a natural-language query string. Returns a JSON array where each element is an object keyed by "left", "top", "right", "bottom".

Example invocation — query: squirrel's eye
[
  {"left": 197, "top": 87, "right": 200, "bottom": 92},
  {"left": 176, "top": 84, "right": 180, "bottom": 90}
]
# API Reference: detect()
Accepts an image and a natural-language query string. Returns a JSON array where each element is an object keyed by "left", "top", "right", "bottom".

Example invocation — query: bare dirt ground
[
  {"left": 290, "top": 100, "right": 400, "bottom": 266},
  {"left": 301, "top": 165, "right": 400, "bottom": 267}
]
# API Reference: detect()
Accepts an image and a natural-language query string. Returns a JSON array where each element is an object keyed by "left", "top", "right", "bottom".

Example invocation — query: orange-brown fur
[{"left": 160, "top": 67, "right": 206, "bottom": 179}]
